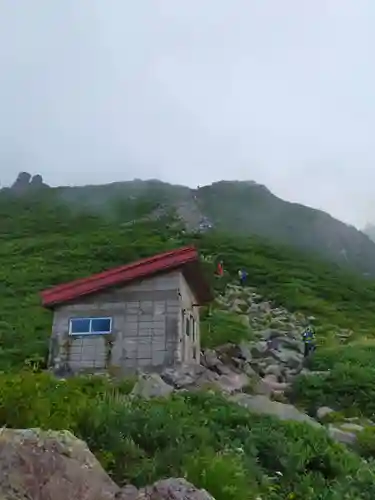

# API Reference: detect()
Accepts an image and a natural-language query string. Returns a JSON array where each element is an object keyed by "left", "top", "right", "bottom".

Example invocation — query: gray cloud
[{"left": 0, "top": 1, "right": 374, "bottom": 227}]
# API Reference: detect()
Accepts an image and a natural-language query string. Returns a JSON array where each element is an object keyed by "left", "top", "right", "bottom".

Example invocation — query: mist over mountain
[{"left": 4, "top": 171, "right": 375, "bottom": 278}]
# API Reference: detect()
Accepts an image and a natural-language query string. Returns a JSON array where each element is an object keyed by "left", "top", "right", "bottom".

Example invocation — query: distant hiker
[
  {"left": 216, "top": 261, "right": 224, "bottom": 277},
  {"left": 238, "top": 269, "right": 247, "bottom": 286},
  {"left": 302, "top": 326, "right": 316, "bottom": 358}
]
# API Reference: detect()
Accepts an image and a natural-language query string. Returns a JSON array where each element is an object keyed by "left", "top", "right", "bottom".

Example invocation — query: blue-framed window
[{"left": 69, "top": 317, "right": 112, "bottom": 335}]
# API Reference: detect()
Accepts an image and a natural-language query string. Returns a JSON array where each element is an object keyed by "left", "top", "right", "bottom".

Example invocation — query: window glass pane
[
  {"left": 70, "top": 318, "right": 90, "bottom": 334},
  {"left": 91, "top": 318, "right": 111, "bottom": 333}
]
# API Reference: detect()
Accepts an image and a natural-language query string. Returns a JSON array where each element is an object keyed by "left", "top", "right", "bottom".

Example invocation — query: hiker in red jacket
[{"left": 216, "top": 261, "right": 224, "bottom": 277}]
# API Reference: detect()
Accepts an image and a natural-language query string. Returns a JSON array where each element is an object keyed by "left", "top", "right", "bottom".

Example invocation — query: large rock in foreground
[
  {"left": 0, "top": 428, "right": 215, "bottom": 500},
  {"left": 0, "top": 428, "right": 118, "bottom": 500}
]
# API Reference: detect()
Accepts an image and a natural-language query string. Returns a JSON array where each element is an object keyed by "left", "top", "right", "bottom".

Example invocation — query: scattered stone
[
  {"left": 231, "top": 393, "right": 321, "bottom": 428},
  {"left": 339, "top": 423, "right": 364, "bottom": 433},
  {"left": 264, "top": 364, "right": 283, "bottom": 378},
  {"left": 161, "top": 363, "right": 248, "bottom": 394},
  {"left": 316, "top": 406, "right": 335, "bottom": 421},
  {"left": 131, "top": 373, "right": 174, "bottom": 399},
  {"left": 140, "top": 478, "right": 215, "bottom": 500},
  {"left": 118, "top": 484, "right": 140, "bottom": 500},
  {"left": 328, "top": 426, "right": 357, "bottom": 446},
  {"left": 202, "top": 349, "right": 220, "bottom": 370}
]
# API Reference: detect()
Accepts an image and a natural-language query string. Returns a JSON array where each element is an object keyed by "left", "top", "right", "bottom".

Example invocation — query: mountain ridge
[{"left": 3, "top": 171, "right": 375, "bottom": 276}]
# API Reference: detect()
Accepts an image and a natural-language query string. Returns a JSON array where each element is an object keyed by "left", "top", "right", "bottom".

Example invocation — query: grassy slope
[
  {"left": 2, "top": 192, "right": 375, "bottom": 497},
  {"left": 11, "top": 176, "right": 375, "bottom": 277},
  {"left": 2, "top": 191, "right": 375, "bottom": 369}
]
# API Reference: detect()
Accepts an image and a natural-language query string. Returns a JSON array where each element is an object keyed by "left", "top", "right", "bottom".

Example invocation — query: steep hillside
[
  {"left": 196, "top": 180, "right": 375, "bottom": 277},
  {"left": 5, "top": 172, "right": 375, "bottom": 277},
  {"left": 363, "top": 222, "right": 375, "bottom": 242},
  {"left": 2, "top": 189, "right": 375, "bottom": 498},
  {"left": 1, "top": 188, "right": 375, "bottom": 369}
]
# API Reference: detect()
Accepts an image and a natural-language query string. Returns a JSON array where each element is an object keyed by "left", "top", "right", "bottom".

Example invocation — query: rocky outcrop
[
  {"left": 10, "top": 171, "right": 49, "bottom": 194},
  {"left": 0, "top": 428, "right": 215, "bottom": 500}
]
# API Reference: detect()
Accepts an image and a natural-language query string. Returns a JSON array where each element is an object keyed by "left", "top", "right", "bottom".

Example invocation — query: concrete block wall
[
  {"left": 50, "top": 271, "right": 188, "bottom": 373},
  {"left": 179, "top": 272, "right": 201, "bottom": 363}
]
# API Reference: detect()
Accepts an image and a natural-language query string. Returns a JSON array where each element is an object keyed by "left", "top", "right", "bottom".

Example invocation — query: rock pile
[
  {"left": 131, "top": 284, "right": 366, "bottom": 447},
  {"left": 209, "top": 284, "right": 312, "bottom": 391},
  {"left": 133, "top": 285, "right": 312, "bottom": 401}
]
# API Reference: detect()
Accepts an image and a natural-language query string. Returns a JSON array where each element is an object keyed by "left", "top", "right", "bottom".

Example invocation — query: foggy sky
[{"left": 1, "top": 1, "right": 374, "bottom": 228}]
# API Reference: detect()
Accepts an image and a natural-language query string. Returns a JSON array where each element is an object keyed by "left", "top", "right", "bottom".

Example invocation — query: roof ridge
[
  {"left": 41, "top": 245, "right": 195, "bottom": 296},
  {"left": 40, "top": 245, "right": 213, "bottom": 307}
]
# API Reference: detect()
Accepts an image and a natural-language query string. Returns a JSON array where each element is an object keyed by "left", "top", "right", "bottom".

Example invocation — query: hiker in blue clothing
[
  {"left": 302, "top": 325, "right": 316, "bottom": 358},
  {"left": 238, "top": 269, "right": 247, "bottom": 286}
]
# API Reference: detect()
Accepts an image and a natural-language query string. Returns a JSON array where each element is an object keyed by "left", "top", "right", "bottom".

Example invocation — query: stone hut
[{"left": 41, "top": 246, "right": 213, "bottom": 375}]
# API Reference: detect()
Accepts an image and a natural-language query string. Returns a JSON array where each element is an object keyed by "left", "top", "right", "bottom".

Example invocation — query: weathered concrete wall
[
  {"left": 179, "top": 273, "right": 200, "bottom": 364},
  {"left": 49, "top": 270, "right": 200, "bottom": 374}
]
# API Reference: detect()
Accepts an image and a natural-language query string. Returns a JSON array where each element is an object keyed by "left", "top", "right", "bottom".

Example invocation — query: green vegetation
[
  {"left": 1, "top": 371, "right": 375, "bottom": 500},
  {"left": 200, "top": 308, "right": 252, "bottom": 349},
  {"left": 289, "top": 343, "right": 375, "bottom": 424},
  {"left": 2, "top": 191, "right": 375, "bottom": 370},
  {"left": 3, "top": 189, "right": 375, "bottom": 497},
  {"left": 0, "top": 189, "right": 374, "bottom": 371},
  {"left": 195, "top": 232, "right": 375, "bottom": 337},
  {"left": 289, "top": 361, "right": 375, "bottom": 419}
]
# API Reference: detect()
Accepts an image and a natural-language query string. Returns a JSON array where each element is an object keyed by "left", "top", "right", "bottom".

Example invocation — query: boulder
[
  {"left": 316, "top": 406, "right": 335, "bottom": 421},
  {"left": 271, "top": 348, "right": 303, "bottom": 370},
  {"left": 237, "top": 341, "right": 252, "bottom": 362},
  {"left": 231, "top": 394, "right": 321, "bottom": 428},
  {"left": 328, "top": 426, "right": 357, "bottom": 446},
  {"left": 131, "top": 373, "right": 174, "bottom": 399},
  {"left": 216, "top": 371, "right": 249, "bottom": 393},
  {"left": 251, "top": 341, "right": 269, "bottom": 358},
  {"left": 140, "top": 478, "right": 215, "bottom": 499},
  {"left": 264, "top": 364, "right": 283, "bottom": 378},
  {"left": 118, "top": 484, "right": 140, "bottom": 500},
  {"left": 340, "top": 423, "right": 364, "bottom": 433},
  {"left": 254, "top": 375, "right": 289, "bottom": 397},
  {"left": 162, "top": 364, "right": 218, "bottom": 390},
  {"left": 0, "top": 429, "right": 217, "bottom": 500},
  {"left": 161, "top": 363, "right": 248, "bottom": 395},
  {"left": 201, "top": 349, "right": 221, "bottom": 370},
  {"left": 0, "top": 428, "right": 119, "bottom": 500}
]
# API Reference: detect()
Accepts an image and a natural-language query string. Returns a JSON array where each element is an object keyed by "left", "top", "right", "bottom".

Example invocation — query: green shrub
[
  {"left": 183, "top": 447, "right": 256, "bottom": 500},
  {"left": 307, "top": 344, "right": 375, "bottom": 372},
  {"left": 288, "top": 364, "right": 375, "bottom": 419},
  {"left": 357, "top": 427, "right": 375, "bottom": 459},
  {"left": 2, "top": 372, "right": 375, "bottom": 498},
  {"left": 200, "top": 308, "right": 252, "bottom": 349},
  {"left": 0, "top": 371, "right": 134, "bottom": 431}
]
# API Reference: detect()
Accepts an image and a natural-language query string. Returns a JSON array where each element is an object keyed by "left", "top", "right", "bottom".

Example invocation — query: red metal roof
[{"left": 41, "top": 245, "right": 213, "bottom": 308}]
